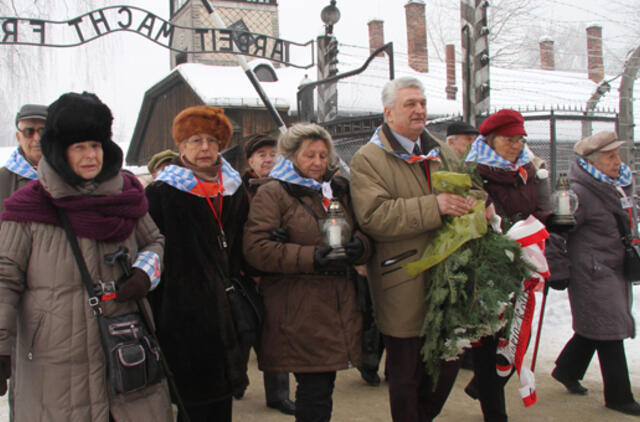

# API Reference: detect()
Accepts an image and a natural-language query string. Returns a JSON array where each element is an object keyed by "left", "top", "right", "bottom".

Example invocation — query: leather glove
[
  {"left": 314, "top": 247, "right": 333, "bottom": 268},
  {"left": 270, "top": 227, "right": 289, "bottom": 243},
  {"left": 547, "top": 216, "right": 575, "bottom": 233},
  {"left": 0, "top": 355, "right": 10, "bottom": 396},
  {"left": 547, "top": 279, "right": 569, "bottom": 291},
  {"left": 116, "top": 268, "right": 151, "bottom": 302},
  {"left": 345, "top": 237, "right": 365, "bottom": 263}
]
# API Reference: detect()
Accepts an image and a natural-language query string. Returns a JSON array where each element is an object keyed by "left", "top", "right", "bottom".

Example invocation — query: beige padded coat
[{"left": 0, "top": 159, "right": 173, "bottom": 422}]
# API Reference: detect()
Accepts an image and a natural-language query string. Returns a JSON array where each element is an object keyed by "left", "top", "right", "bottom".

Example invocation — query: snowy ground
[{"left": 1, "top": 287, "right": 639, "bottom": 421}]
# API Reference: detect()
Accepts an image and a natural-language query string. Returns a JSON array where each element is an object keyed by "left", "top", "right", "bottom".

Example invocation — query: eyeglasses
[
  {"left": 501, "top": 136, "right": 526, "bottom": 145},
  {"left": 184, "top": 137, "right": 221, "bottom": 148},
  {"left": 18, "top": 127, "right": 45, "bottom": 138}
]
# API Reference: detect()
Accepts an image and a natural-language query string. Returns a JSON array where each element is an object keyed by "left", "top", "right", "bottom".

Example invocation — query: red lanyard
[{"left": 194, "top": 172, "right": 227, "bottom": 249}]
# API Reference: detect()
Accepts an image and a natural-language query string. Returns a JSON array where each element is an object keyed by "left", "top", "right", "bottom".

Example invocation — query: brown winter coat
[
  {"left": 349, "top": 126, "right": 460, "bottom": 338},
  {"left": 0, "top": 158, "right": 172, "bottom": 422},
  {"left": 0, "top": 162, "right": 32, "bottom": 215},
  {"left": 243, "top": 178, "right": 366, "bottom": 373},
  {"left": 566, "top": 161, "right": 635, "bottom": 340}
]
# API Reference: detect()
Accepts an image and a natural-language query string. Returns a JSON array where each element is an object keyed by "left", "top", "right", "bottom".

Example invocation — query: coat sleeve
[
  {"left": 132, "top": 213, "right": 165, "bottom": 289},
  {"left": 243, "top": 183, "right": 316, "bottom": 274},
  {"left": 349, "top": 149, "right": 442, "bottom": 242},
  {"left": 0, "top": 221, "right": 31, "bottom": 355}
]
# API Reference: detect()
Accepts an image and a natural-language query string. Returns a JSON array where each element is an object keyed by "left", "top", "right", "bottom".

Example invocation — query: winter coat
[
  {"left": 565, "top": 161, "right": 635, "bottom": 340},
  {"left": 145, "top": 178, "right": 250, "bottom": 405},
  {"left": 0, "top": 166, "right": 32, "bottom": 215},
  {"left": 0, "top": 159, "right": 172, "bottom": 422},
  {"left": 243, "top": 177, "right": 367, "bottom": 373},
  {"left": 477, "top": 162, "right": 550, "bottom": 223},
  {"left": 349, "top": 126, "right": 460, "bottom": 338}
]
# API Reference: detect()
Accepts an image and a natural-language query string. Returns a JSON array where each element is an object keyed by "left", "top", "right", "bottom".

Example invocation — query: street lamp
[{"left": 321, "top": 0, "right": 340, "bottom": 35}]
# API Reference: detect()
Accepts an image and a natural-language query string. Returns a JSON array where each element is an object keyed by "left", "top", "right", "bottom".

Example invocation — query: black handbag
[
  {"left": 614, "top": 212, "right": 640, "bottom": 281},
  {"left": 98, "top": 312, "right": 164, "bottom": 394},
  {"left": 56, "top": 209, "right": 164, "bottom": 395},
  {"left": 224, "top": 275, "right": 265, "bottom": 345}
]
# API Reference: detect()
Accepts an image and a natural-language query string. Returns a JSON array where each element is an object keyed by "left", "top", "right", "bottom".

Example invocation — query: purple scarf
[{"left": 2, "top": 172, "right": 148, "bottom": 242}]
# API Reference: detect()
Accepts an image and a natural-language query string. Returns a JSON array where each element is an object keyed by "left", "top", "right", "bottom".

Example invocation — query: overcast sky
[{"left": 1, "top": 0, "right": 637, "bottom": 150}]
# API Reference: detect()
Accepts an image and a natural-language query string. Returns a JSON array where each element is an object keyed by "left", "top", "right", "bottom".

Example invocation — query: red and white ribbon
[{"left": 496, "top": 216, "right": 549, "bottom": 407}]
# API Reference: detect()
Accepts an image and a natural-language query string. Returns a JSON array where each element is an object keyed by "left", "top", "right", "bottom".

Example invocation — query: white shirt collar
[{"left": 390, "top": 128, "right": 420, "bottom": 155}]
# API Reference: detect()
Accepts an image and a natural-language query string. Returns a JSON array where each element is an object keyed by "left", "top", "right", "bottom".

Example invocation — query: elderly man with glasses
[{"left": 0, "top": 104, "right": 48, "bottom": 214}]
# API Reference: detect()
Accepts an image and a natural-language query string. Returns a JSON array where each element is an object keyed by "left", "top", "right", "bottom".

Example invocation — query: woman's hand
[
  {"left": 437, "top": 193, "right": 476, "bottom": 216},
  {"left": 345, "top": 237, "right": 365, "bottom": 263}
]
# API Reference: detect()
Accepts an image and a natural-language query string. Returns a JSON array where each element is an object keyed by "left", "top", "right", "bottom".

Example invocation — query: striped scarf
[
  {"left": 465, "top": 136, "right": 531, "bottom": 182},
  {"left": 269, "top": 156, "right": 333, "bottom": 210},
  {"left": 155, "top": 158, "right": 242, "bottom": 197},
  {"left": 577, "top": 157, "right": 632, "bottom": 187},
  {"left": 5, "top": 148, "right": 37, "bottom": 180},
  {"left": 368, "top": 126, "right": 441, "bottom": 163}
]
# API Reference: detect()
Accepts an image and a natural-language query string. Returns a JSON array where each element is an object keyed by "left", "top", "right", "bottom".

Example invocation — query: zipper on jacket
[
  {"left": 27, "top": 315, "right": 44, "bottom": 360},
  {"left": 335, "top": 281, "right": 353, "bottom": 368}
]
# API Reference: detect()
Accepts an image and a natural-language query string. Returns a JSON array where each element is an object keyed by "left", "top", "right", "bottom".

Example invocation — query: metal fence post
[{"left": 549, "top": 110, "right": 557, "bottom": 187}]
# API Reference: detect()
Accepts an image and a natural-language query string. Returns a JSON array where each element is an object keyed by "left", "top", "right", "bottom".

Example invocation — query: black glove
[
  {"left": 270, "top": 227, "right": 289, "bottom": 243},
  {"left": 345, "top": 236, "right": 365, "bottom": 263},
  {"left": 314, "top": 247, "right": 333, "bottom": 268},
  {"left": 547, "top": 279, "right": 569, "bottom": 291},
  {"left": 546, "top": 216, "right": 575, "bottom": 233},
  {"left": 0, "top": 355, "right": 10, "bottom": 396},
  {"left": 116, "top": 268, "right": 151, "bottom": 302}
]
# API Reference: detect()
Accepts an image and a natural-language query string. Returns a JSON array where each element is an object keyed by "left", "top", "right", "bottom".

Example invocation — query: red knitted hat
[
  {"left": 478, "top": 109, "right": 527, "bottom": 137},
  {"left": 172, "top": 105, "right": 232, "bottom": 150}
]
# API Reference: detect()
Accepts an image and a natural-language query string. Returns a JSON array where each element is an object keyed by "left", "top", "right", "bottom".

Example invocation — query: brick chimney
[
  {"left": 405, "top": 0, "right": 428, "bottom": 73},
  {"left": 539, "top": 37, "right": 555, "bottom": 70},
  {"left": 368, "top": 19, "right": 385, "bottom": 57},
  {"left": 445, "top": 44, "right": 457, "bottom": 100},
  {"left": 586, "top": 24, "right": 604, "bottom": 83}
]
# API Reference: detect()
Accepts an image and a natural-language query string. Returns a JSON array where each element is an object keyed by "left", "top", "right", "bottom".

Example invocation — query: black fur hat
[{"left": 41, "top": 92, "right": 123, "bottom": 186}]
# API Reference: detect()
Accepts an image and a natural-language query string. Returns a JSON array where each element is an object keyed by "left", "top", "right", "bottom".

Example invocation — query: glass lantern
[
  {"left": 319, "top": 199, "right": 352, "bottom": 260},
  {"left": 550, "top": 173, "right": 579, "bottom": 227}
]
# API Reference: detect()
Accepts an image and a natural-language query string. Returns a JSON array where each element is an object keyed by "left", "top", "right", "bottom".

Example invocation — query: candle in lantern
[
  {"left": 328, "top": 221, "right": 342, "bottom": 248},
  {"left": 557, "top": 192, "right": 570, "bottom": 215}
]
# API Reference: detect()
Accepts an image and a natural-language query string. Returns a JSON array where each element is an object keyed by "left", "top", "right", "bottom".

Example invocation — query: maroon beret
[{"left": 478, "top": 109, "right": 527, "bottom": 137}]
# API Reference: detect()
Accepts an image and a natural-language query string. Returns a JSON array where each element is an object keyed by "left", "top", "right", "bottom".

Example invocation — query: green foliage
[{"left": 420, "top": 230, "right": 532, "bottom": 385}]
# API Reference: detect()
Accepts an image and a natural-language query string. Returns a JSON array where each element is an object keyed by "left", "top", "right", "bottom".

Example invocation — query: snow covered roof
[{"left": 171, "top": 46, "right": 628, "bottom": 122}]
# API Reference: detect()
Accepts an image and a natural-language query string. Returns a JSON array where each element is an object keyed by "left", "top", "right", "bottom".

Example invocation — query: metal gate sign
[{"left": 0, "top": 5, "right": 314, "bottom": 68}]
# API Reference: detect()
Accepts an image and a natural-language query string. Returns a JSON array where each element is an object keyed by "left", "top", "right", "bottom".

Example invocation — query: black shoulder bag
[{"left": 57, "top": 208, "right": 164, "bottom": 395}]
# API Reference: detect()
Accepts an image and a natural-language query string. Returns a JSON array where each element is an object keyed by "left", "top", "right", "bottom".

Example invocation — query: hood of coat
[{"left": 37, "top": 155, "right": 124, "bottom": 199}]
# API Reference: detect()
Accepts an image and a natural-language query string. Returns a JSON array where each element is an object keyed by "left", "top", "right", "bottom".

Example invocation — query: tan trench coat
[
  {"left": 0, "top": 159, "right": 172, "bottom": 422},
  {"left": 350, "top": 127, "right": 460, "bottom": 338}
]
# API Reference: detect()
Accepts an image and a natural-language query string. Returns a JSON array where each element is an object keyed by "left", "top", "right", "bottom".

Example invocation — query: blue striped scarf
[
  {"left": 155, "top": 158, "right": 242, "bottom": 196},
  {"left": 465, "top": 135, "right": 531, "bottom": 182},
  {"left": 368, "top": 126, "right": 441, "bottom": 163},
  {"left": 577, "top": 157, "right": 632, "bottom": 187},
  {"left": 269, "top": 156, "right": 334, "bottom": 201},
  {"left": 5, "top": 148, "right": 37, "bottom": 180}
]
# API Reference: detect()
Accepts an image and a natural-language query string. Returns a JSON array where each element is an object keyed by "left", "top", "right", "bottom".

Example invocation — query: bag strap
[
  {"left": 282, "top": 182, "right": 322, "bottom": 221},
  {"left": 56, "top": 208, "right": 103, "bottom": 316}
]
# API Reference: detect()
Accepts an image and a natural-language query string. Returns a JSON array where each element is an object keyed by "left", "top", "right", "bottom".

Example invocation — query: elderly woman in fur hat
[
  {"left": 145, "top": 105, "right": 249, "bottom": 422},
  {"left": 0, "top": 92, "right": 173, "bottom": 421}
]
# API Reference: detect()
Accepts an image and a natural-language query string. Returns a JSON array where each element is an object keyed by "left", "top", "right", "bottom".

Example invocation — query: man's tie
[{"left": 412, "top": 142, "right": 421, "bottom": 156}]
